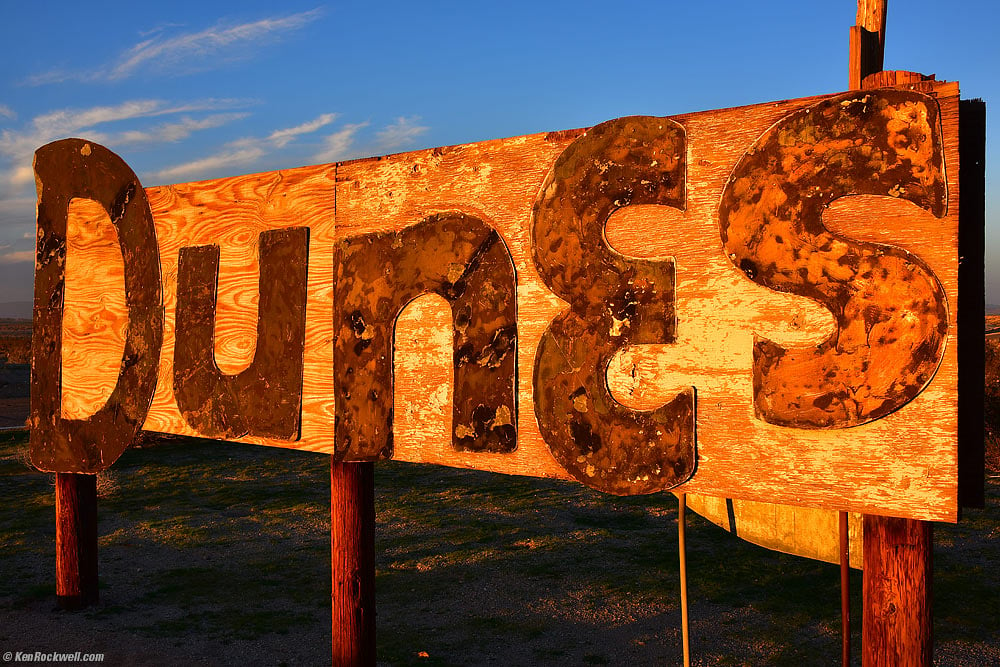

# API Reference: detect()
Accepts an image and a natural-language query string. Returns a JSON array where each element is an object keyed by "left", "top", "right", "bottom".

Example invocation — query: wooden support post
[
  {"left": 331, "top": 460, "right": 376, "bottom": 666},
  {"left": 862, "top": 517, "right": 933, "bottom": 666},
  {"left": 55, "top": 472, "right": 98, "bottom": 610},
  {"left": 849, "top": 0, "right": 887, "bottom": 89},
  {"left": 850, "top": 4, "right": 934, "bottom": 665}
]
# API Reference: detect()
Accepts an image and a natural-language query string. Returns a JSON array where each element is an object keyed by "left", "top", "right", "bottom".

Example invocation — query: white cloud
[
  {"left": 96, "top": 113, "right": 249, "bottom": 147},
  {"left": 0, "top": 105, "right": 14, "bottom": 121},
  {"left": 5, "top": 166, "right": 33, "bottom": 190},
  {"left": 0, "top": 99, "right": 252, "bottom": 198},
  {"left": 151, "top": 113, "right": 340, "bottom": 183},
  {"left": 149, "top": 147, "right": 265, "bottom": 183},
  {"left": 0, "top": 250, "right": 34, "bottom": 264},
  {"left": 313, "top": 122, "right": 370, "bottom": 163},
  {"left": 0, "top": 197, "right": 36, "bottom": 227},
  {"left": 0, "top": 198, "right": 37, "bottom": 243},
  {"left": 27, "top": 9, "right": 323, "bottom": 85},
  {"left": 267, "top": 113, "right": 337, "bottom": 148},
  {"left": 0, "top": 99, "right": 249, "bottom": 160},
  {"left": 311, "top": 116, "right": 428, "bottom": 163},
  {"left": 375, "top": 116, "right": 429, "bottom": 152}
]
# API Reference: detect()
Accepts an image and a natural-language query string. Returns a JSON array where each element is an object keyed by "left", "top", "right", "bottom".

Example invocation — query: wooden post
[
  {"left": 850, "top": 2, "right": 934, "bottom": 665},
  {"left": 862, "top": 517, "right": 933, "bottom": 666},
  {"left": 331, "top": 460, "right": 376, "bottom": 666},
  {"left": 55, "top": 472, "right": 98, "bottom": 609},
  {"left": 849, "top": 0, "right": 886, "bottom": 89}
]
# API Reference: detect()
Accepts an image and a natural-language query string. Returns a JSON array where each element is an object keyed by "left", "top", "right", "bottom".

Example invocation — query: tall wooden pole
[
  {"left": 331, "top": 460, "right": 376, "bottom": 666},
  {"left": 849, "top": 0, "right": 887, "bottom": 89},
  {"left": 55, "top": 472, "right": 99, "bottom": 610},
  {"left": 862, "top": 517, "right": 933, "bottom": 666},
  {"left": 850, "top": 2, "right": 934, "bottom": 665}
]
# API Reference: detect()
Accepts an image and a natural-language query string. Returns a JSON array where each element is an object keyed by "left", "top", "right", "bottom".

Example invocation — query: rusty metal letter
[
  {"left": 173, "top": 227, "right": 309, "bottom": 440},
  {"left": 333, "top": 213, "right": 517, "bottom": 461},
  {"left": 531, "top": 117, "right": 696, "bottom": 495},
  {"left": 30, "top": 139, "right": 163, "bottom": 473},
  {"left": 719, "top": 90, "right": 949, "bottom": 428}
]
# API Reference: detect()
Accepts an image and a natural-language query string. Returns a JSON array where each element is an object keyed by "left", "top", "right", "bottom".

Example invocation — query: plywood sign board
[{"left": 31, "top": 82, "right": 969, "bottom": 521}]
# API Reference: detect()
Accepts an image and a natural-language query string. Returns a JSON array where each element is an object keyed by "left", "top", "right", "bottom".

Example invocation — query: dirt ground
[
  {"left": 2, "top": 318, "right": 998, "bottom": 665},
  {"left": 1, "top": 434, "right": 998, "bottom": 666}
]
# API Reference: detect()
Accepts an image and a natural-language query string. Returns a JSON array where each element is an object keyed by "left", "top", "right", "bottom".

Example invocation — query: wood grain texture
[
  {"left": 850, "top": 0, "right": 886, "bottom": 90},
  {"left": 856, "top": 0, "right": 887, "bottom": 42},
  {"left": 330, "top": 461, "right": 375, "bottom": 667},
  {"left": 61, "top": 198, "right": 126, "bottom": 420},
  {"left": 862, "top": 515, "right": 933, "bottom": 666},
  {"left": 55, "top": 472, "right": 98, "bottom": 609},
  {"left": 684, "top": 494, "right": 864, "bottom": 568},
  {"left": 58, "top": 83, "right": 963, "bottom": 520}
]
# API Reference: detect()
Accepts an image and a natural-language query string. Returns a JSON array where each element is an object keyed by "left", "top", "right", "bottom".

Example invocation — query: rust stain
[
  {"left": 531, "top": 116, "right": 696, "bottom": 495},
  {"left": 718, "top": 90, "right": 949, "bottom": 428},
  {"left": 333, "top": 212, "right": 517, "bottom": 461},
  {"left": 30, "top": 139, "right": 163, "bottom": 473},
  {"left": 173, "top": 227, "right": 309, "bottom": 440}
]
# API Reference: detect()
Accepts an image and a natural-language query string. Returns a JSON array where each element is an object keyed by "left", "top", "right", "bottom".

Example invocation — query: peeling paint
[
  {"left": 333, "top": 212, "right": 518, "bottom": 461},
  {"left": 30, "top": 139, "right": 163, "bottom": 473},
  {"left": 173, "top": 227, "right": 309, "bottom": 440},
  {"left": 718, "top": 90, "right": 949, "bottom": 428},
  {"left": 531, "top": 116, "right": 696, "bottom": 495}
]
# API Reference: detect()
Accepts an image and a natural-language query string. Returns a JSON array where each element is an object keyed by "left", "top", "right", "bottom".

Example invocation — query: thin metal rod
[
  {"left": 678, "top": 493, "right": 690, "bottom": 667},
  {"left": 840, "top": 510, "right": 850, "bottom": 667}
]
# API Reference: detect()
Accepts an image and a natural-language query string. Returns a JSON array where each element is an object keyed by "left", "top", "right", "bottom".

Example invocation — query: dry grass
[{"left": 0, "top": 431, "right": 998, "bottom": 665}]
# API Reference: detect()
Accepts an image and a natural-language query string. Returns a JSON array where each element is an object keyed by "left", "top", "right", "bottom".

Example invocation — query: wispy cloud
[
  {"left": 0, "top": 250, "right": 34, "bottom": 264},
  {"left": 149, "top": 112, "right": 337, "bottom": 182},
  {"left": 268, "top": 113, "right": 337, "bottom": 148},
  {"left": 0, "top": 198, "right": 36, "bottom": 213},
  {"left": 313, "top": 122, "right": 370, "bottom": 163},
  {"left": 0, "top": 98, "right": 251, "bottom": 195},
  {"left": 151, "top": 147, "right": 266, "bottom": 183},
  {"left": 4, "top": 166, "right": 33, "bottom": 190},
  {"left": 375, "top": 116, "right": 429, "bottom": 152},
  {"left": 94, "top": 113, "right": 249, "bottom": 147},
  {"left": 27, "top": 9, "right": 323, "bottom": 85},
  {"left": 154, "top": 113, "right": 432, "bottom": 182},
  {"left": 0, "top": 99, "right": 249, "bottom": 160},
  {"left": 0, "top": 105, "right": 15, "bottom": 121}
]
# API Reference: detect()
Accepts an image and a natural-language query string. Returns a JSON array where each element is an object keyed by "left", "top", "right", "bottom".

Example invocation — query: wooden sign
[{"left": 31, "top": 82, "right": 970, "bottom": 521}]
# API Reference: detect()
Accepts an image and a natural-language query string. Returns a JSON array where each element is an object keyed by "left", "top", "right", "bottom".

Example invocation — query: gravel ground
[{"left": 1, "top": 434, "right": 997, "bottom": 666}]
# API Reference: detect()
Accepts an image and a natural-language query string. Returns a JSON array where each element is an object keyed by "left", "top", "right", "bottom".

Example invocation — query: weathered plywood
[
  {"left": 684, "top": 494, "right": 864, "bottom": 568},
  {"left": 49, "top": 83, "right": 963, "bottom": 520}
]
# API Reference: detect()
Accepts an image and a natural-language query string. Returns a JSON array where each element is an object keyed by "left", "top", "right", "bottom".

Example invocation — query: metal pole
[{"left": 678, "top": 493, "right": 691, "bottom": 667}]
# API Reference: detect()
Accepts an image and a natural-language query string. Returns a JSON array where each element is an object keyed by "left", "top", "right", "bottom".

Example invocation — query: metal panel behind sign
[{"left": 38, "top": 82, "right": 964, "bottom": 521}]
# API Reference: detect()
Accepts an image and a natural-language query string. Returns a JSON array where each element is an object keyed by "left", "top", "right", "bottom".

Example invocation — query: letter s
[{"left": 719, "top": 90, "right": 948, "bottom": 428}]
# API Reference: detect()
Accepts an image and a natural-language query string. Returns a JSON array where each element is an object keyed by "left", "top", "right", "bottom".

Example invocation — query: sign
[{"left": 30, "top": 82, "right": 967, "bottom": 520}]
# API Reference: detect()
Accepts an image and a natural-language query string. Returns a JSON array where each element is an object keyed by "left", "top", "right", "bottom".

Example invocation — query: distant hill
[
  {"left": 988, "top": 304, "right": 1000, "bottom": 316},
  {"left": 0, "top": 302, "right": 30, "bottom": 320}
]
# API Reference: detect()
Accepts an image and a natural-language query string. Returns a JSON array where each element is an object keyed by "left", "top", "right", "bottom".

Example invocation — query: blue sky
[{"left": 0, "top": 1, "right": 996, "bottom": 305}]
